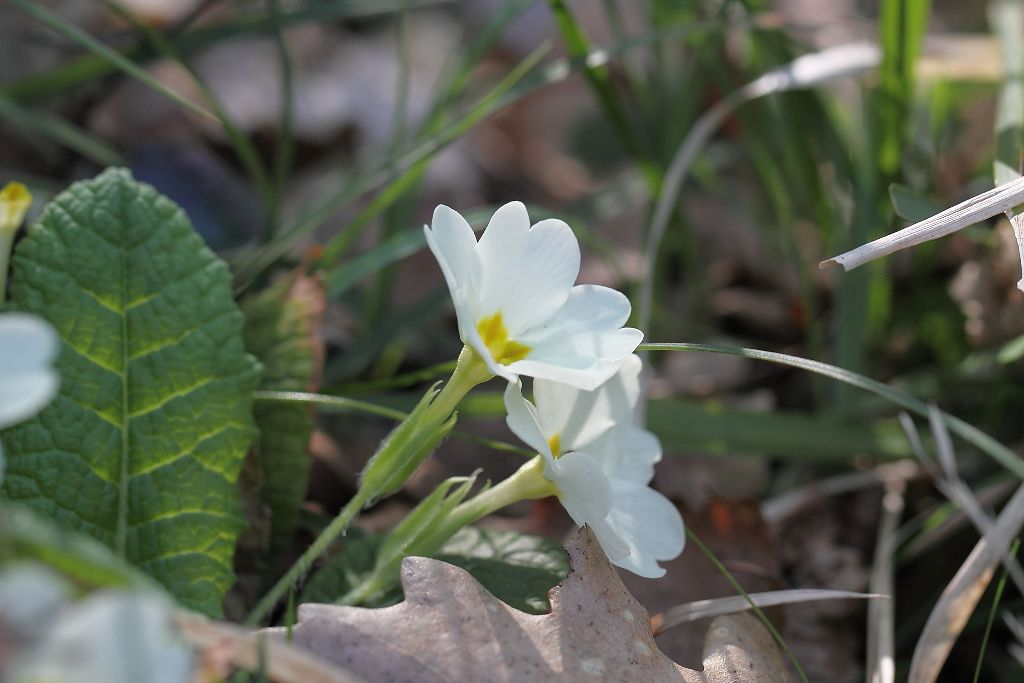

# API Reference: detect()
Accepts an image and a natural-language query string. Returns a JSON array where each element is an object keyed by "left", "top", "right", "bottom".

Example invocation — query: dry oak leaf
[{"left": 270, "top": 527, "right": 718, "bottom": 682}]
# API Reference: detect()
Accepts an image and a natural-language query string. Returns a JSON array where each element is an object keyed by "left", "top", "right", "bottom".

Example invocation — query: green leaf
[
  {"left": 889, "top": 183, "right": 943, "bottom": 223},
  {"left": 639, "top": 342, "right": 1024, "bottom": 479},
  {"left": 241, "top": 273, "right": 324, "bottom": 556},
  {"left": 436, "top": 527, "right": 569, "bottom": 614},
  {"left": 648, "top": 399, "right": 913, "bottom": 463},
  {"left": 302, "top": 526, "right": 569, "bottom": 615},
  {"left": 301, "top": 532, "right": 395, "bottom": 607},
  {"left": 1, "top": 168, "right": 262, "bottom": 615}
]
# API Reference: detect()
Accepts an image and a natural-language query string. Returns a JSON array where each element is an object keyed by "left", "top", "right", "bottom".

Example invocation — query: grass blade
[
  {"left": 686, "top": 529, "right": 810, "bottom": 683},
  {"left": 0, "top": 95, "right": 124, "bottom": 167},
  {"left": 866, "top": 476, "right": 905, "bottom": 683},
  {"left": 971, "top": 540, "right": 1020, "bottom": 683},
  {"left": 639, "top": 342, "right": 1024, "bottom": 479},
  {"left": 10, "top": 0, "right": 215, "bottom": 121},
  {"left": 656, "top": 589, "right": 885, "bottom": 631},
  {"left": 991, "top": 0, "right": 1024, "bottom": 186},
  {"left": 1, "top": 0, "right": 450, "bottom": 104},
  {"left": 637, "top": 43, "right": 880, "bottom": 333},
  {"left": 821, "top": 175, "right": 1024, "bottom": 271},
  {"left": 909, "top": 483, "right": 1024, "bottom": 682}
]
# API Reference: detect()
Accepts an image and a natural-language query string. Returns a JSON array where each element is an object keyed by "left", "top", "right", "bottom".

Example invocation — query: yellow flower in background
[
  {"left": 0, "top": 182, "right": 31, "bottom": 235},
  {"left": 425, "top": 201, "right": 642, "bottom": 391}
]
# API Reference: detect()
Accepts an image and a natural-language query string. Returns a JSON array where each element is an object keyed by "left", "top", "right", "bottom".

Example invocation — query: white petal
[
  {"left": 503, "top": 379, "right": 552, "bottom": 456},
  {"left": 504, "top": 355, "right": 613, "bottom": 391},
  {"left": 424, "top": 205, "right": 481, "bottom": 342},
  {"left": 583, "top": 424, "right": 662, "bottom": 484},
  {"left": 606, "top": 481, "right": 685, "bottom": 578},
  {"left": 506, "top": 355, "right": 623, "bottom": 392},
  {"left": 545, "top": 451, "right": 628, "bottom": 560},
  {"left": 476, "top": 203, "right": 580, "bottom": 333},
  {"left": 0, "top": 313, "right": 59, "bottom": 374},
  {"left": 0, "top": 370, "right": 59, "bottom": 429},
  {"left": 524, "top": 284, "right": 632, "bottom": 338},
  {"left": 518, "top": 285, "right": 643, "bottom": 374},
  {"left": 475, "top": 201, "right": 529, "bottom": 312},
  {"left": 534, "top": 355, "right": 643, "bottom": 450},
  {"left": 13, "top": 590, "right": 193, "bottom": 683}
]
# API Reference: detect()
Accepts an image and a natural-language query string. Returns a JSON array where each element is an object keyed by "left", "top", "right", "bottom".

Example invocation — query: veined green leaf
[
  {"left": 1, "top": 169, "right": 262, "bottom": 615},
  {"left": 436, "top": 527, "right": 569, "bottom": 614},
  {"left": 242, "top": 273, "right": 324, "bottom": 556},
  {"left": 301, "top": 532, "right": 391, "bottom": 607}
]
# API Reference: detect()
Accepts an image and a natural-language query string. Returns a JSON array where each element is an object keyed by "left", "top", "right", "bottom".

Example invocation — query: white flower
[
  {"left": 502, "top": 355, "right": 684, "bottom": 578},
  {"left": 0, "top": 313, "right": 60, "bottom": 429},
  {"left": 425, "top": 201, "right": 643, "bottom": 391},
  {"left": 10, "top": 589, "right": 193, "bottom": 683}
]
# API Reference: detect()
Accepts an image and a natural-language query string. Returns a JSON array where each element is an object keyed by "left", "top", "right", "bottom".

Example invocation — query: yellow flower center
[
  {"left": 547, "top": 434, "right": 562, "bottom": 458},
  {"left": 476, "top": 312, "right": 530, "bottom": 365},
  {"left": 0, "top": 182, "right": 31, "bottom": 234}
]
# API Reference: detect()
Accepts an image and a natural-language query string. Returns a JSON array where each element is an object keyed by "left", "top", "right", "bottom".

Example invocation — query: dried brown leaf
[
  {"left": 271, "top": 526, "right": 801, "bottom": 682},
  {"left": 702, "top": 612, "right": 795, "bottom": 683},
  {"left": 909, "top": 482, "right": 1024, "bottom": 682},
  {"left": 269, "top": 527, "right": 701, "bottom": 682}
]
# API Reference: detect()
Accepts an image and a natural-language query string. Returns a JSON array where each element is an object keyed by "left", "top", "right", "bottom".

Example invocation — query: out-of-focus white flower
[
  {"left": 0, "top": 313, "right": 60, "bottom": 485},
  {"left": 424, "top": 201, "right": 642, "bottom": 391},
  {"left": 0, "top": 564, "right": 72, "bottom": 641},
  {"left": 0, "top": 313, "right": 60, "bottom": 429},
  {"left": 503, "top": 355, "right": 685, "bottom": 578},
  {"left": 10, "top": 589, "right": 193, "bottom": 683}
]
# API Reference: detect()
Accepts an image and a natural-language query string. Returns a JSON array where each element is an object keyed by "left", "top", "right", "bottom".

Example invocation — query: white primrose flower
[
  {"left": 10, "top": 589, "right": 193, "bottom": 683},
  {"left": 502, "top": 355, "right": 685, "bottom": 578},
  {"left": 0, "top": 313, "right": 60, "bottom": 429},
  {"left": 425, "top": 201, "right": 643, "bottom": 391}
]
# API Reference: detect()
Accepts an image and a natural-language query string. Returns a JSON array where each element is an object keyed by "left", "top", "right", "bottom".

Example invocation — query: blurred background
[{"left": 2, "top": 1, "right": 1023, "bottom": 680}]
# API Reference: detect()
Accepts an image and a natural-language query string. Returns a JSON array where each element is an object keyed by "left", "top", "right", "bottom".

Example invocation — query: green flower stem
[
  {"left": 245, "top": 345, "right": 492, "bottom": 625},
  {"left": 418, "top": 345, "right": 493, "bottom": 427},
  {"left": 340, "top": 455, "right": 555, "bottom": 606},
  {"left": 0, "top": 229, "right": 13, "bottom": 302},
  {"left": 246, "top": 485, "right": 371, "bottom": 625},
  {"left": 441, "top": 456, "right": 555, "bottom": 532}
]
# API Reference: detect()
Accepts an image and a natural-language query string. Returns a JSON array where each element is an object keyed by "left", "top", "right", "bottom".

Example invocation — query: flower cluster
[{"left": 426, "top": 203, "right": 684, "bottom": 576}]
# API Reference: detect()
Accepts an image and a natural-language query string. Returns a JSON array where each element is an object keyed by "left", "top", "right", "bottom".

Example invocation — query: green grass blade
[
  {"left": 547, "top": 0, "right": 659, "bottom": 190},
  {"left": 267, "top": 0, "right": 296, "bottom": 233},
  {"left": 971, "top": 538, "right": 1020, "bottom": 683},
  {"left": 877, "top": 0, "right": 931, "bottom": 174},
  {"left": 686, "top": 529, "right": 810, "bottom": 683},
  {"left": 10, "top": 0, "right": 215, "bottom": 122},
  {"left": 231, "top": 44, "right": 548, "bottom": 290},
  {"left": 252, "top": 390, "right": 530, "bottom": 456},
  {"left": 316, "top": 44, "right": 548, "bottom": 266},
  {"left": 1, "top": 0, "right": 449, "bottom": 103},
  {"left": 103, "top": 0, "right": 272, "bottom": 206},
  {"left": 0, "top": 95, "right": 124, "bottom": 167},
  {"left": 639, "top": 342, "right": 1024, "bottom": 479},
  {"left": 232, "top": 17, "right": 738, "bottom": 292},
  {"left": 991, "top": 0, "right": 1024, "bottom": 185},
  {"left": 647, "top": 398, "right": 912, "bottom": 463}
]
